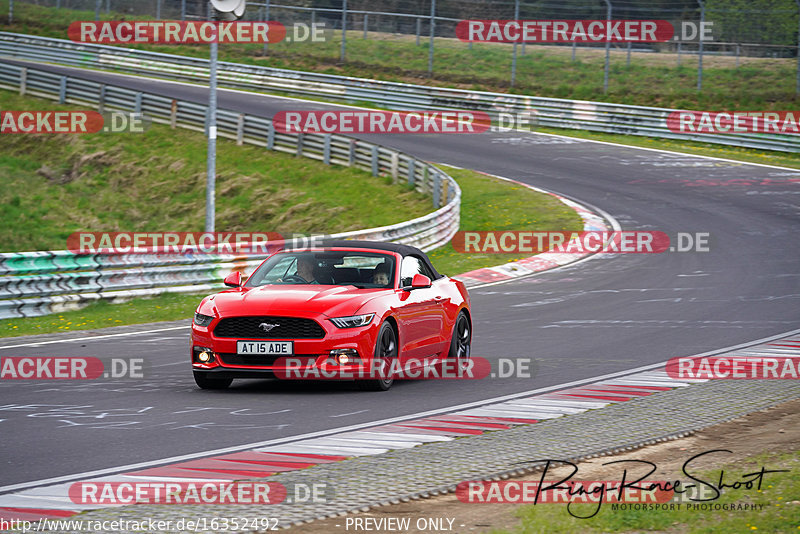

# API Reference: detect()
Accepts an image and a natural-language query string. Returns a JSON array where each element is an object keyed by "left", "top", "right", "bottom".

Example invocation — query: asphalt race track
[{"left": 1, "top": 60, "right": 799, "bottom": 491}]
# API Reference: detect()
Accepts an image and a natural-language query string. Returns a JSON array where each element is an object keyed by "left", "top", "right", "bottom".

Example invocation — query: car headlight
[
  {"left": 329, "top": 313, "right": 375, "bottom": 329},
  {"left": 194, "top": 313, "right": 214, "bottom": 327}
]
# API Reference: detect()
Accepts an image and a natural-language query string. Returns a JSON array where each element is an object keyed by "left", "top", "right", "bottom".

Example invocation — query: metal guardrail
[
  {"left": 0, "top": 61, "right": 461, "bottom": 320},
  {"left": 0, "top": 32, "right": 797, "bottom": 153}
]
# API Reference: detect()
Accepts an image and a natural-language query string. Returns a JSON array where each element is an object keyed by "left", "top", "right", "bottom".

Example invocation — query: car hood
[{"left": 205, "top": 285, "right": 384, "bottom": 318}]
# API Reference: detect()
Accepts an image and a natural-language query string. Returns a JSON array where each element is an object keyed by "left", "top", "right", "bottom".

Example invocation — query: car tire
[
  {"left": 193, "top": 371, "right": 233, "bottom": 390},
  {"left": 357, "top": 321, "right": 397, "bottom": 391},
  {"left": 448, "top": 311, "right": 471, "bottom": 364}
]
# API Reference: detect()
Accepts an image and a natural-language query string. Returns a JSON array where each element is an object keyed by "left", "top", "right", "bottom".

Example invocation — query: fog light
[
  {"left": 193, "top": 346, "right": 216, "bottom": 364},
  {"left": 330, "top": 348, "right": 359, "bottom": 364}
]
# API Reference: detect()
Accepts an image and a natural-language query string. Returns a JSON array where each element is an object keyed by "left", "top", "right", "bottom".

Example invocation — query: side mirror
[
  {"left": 410, "top": 273, "right": 432, "bottom": 289},
  {"left": 223, "top": 271, "right": 242, "bottom": 287}
]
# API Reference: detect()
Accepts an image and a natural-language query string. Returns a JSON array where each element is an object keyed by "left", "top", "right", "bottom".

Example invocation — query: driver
[
  {"left": 372, "top": 265, "right": 390, "bottom": 287},
  {"left": 295, "top": 256, "right": 317, "bottom": 284}
]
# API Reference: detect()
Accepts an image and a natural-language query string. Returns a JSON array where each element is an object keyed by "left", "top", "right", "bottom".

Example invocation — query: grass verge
[
  {"left": 491, "top": 450, "right": 800, "bottom": 533},
  {"left": 0, "top": 292, "right": 197, "bottom": 338},
  {"left": 0, "top": 90, "right": 431, "bottom": 251}
]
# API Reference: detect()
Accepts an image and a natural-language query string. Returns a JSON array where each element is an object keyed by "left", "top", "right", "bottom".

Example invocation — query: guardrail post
[
  {"left": 236, "top": 114, "right": 245, "bottom": 145},
  {"left": 312, "top": 10, "right": 316, "bottom": 28},
  {"left": 348, "top": 139, "right": 356, "bottom": 166},
  {"left": 134, "top": 92, "right": 143, "bottom": 115},
  {"left": 323, "top": 134, "right": 331, "bottom": 164},
  {"left": 390, "top": 152, "right": 399, "bottom": 182},
  {"left": 735, "top": 43, "right": 740, "bottom": 68},
  {"left": 8, "top": 0, "right": 12, "bottom": 25},
  {"left": 106, "top": 0, "right": 110, "bottom": 14},
  {"left": 263, "top": 0, "right": 270, "bottom": 54},
  {"left": 59, "top": 76, "right": 67, "bottom": 104},
  {"left": 433, "top": 171, "right": 441, "bottom": 207},
  {"left": 416, "top": 17, "right": 421, "bottom": 46},
  {"left": 627, "top": 41, "right": 632, "bottom": 66},
  {"left": 407, "top": 159, "right": 416, "bottom": 186},
  {"left": 697, "top": 0, "right": 705, "bottom": 91},
  {"left": 603, "top": 0, "right": 611, "bottom": 93},
  {"left": 19, "top": 67, "right": 26, "bottom": 96},
  {"left": 796, "top": 0, "right": 800, "bottom": 94},
  {"left": 423, "top": 166, "right": 429, "bottom": 193},
  {"left": 371, "top": 145, "right": 379, "bottom": 176},
  {"left": 98, "top": 84, "right": 106, "bottom": 113},
  {"left": 156, "top": 0, "right": 161, "bottom": 20},
  {"left": 181, "top": 0, "right": 186, "bottom": 21},
  {"left": 95, "top": 0, "right": 101, "bottom": 21},
  {"left": 511, "top": 0, "right": 519, "bottom": 87},
  {"left": 170, "top": 100, "right": 177, "bottom": 128},
  {"left": 677, "top": 41, "right": 682, "bottom": 66},
  {"left": 572, "top": 42, "right": 576, "bottom": 61},
  {"left": 56, "top": 0, "right": 61, "bottom": 9},
  {"left": 206, "top": 39, "right": 218, "bottom": 233},
  {"left": 267, "top": 122, "right": 275, "bottom": 149},
  {"left": 297, "top": 133, "right": 304, "bottom": 156},
  {"left": 428, "top": 0, "right": 435, "bottom": 76},
  {"left": 363, "top": 14, "right": 368, "bottom": 38},
  {"left": 340, "top": 0, "right": 348, "bottom": 62}
]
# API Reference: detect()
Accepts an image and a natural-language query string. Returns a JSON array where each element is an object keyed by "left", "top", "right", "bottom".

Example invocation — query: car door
[{"left": 394, "top": 255, "right": 447, "bottom": 362}]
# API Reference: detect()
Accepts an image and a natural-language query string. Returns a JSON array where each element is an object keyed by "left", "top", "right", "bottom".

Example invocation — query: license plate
[{"left": 237, "top": 341, "right": 293, "bottom": 355}]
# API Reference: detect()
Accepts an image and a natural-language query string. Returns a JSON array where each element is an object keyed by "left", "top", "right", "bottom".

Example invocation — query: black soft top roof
[{"left": 303, "top": 239, "right": 443, "bottom": 279}]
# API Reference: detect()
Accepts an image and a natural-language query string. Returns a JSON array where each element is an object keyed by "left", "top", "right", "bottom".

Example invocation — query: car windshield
[{"left": 245, "top": 251, "right": 397, "bottom": 288}]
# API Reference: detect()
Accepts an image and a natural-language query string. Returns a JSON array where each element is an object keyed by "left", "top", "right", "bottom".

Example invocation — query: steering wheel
[{"left": 280, "top": 274, "right": 307, "bottom": 283}]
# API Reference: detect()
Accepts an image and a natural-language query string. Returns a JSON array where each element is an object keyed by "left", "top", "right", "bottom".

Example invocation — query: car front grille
[
  {"left": 214, "top": 316, "right": 325, "bottom": 339},
  {"left": 218, "top": 354, "right": 317, "bottom": 367}
]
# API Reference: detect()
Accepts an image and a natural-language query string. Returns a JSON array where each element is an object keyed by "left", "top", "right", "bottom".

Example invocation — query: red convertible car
[{"left": 191, "top": 241, "right": 472, "bottom": 391}]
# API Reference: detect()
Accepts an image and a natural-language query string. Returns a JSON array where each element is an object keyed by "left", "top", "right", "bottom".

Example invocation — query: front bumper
[{"left": 191, "top": 313, "right": 380, "bottom": 379}]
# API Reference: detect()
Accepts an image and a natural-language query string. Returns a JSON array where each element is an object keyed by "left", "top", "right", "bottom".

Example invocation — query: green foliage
[
  {"left": 0, "top": 90, "right": 431, "bottom": 252},
  {"left": 707, "top": 0, "right": 798, "bottom": 46}
]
